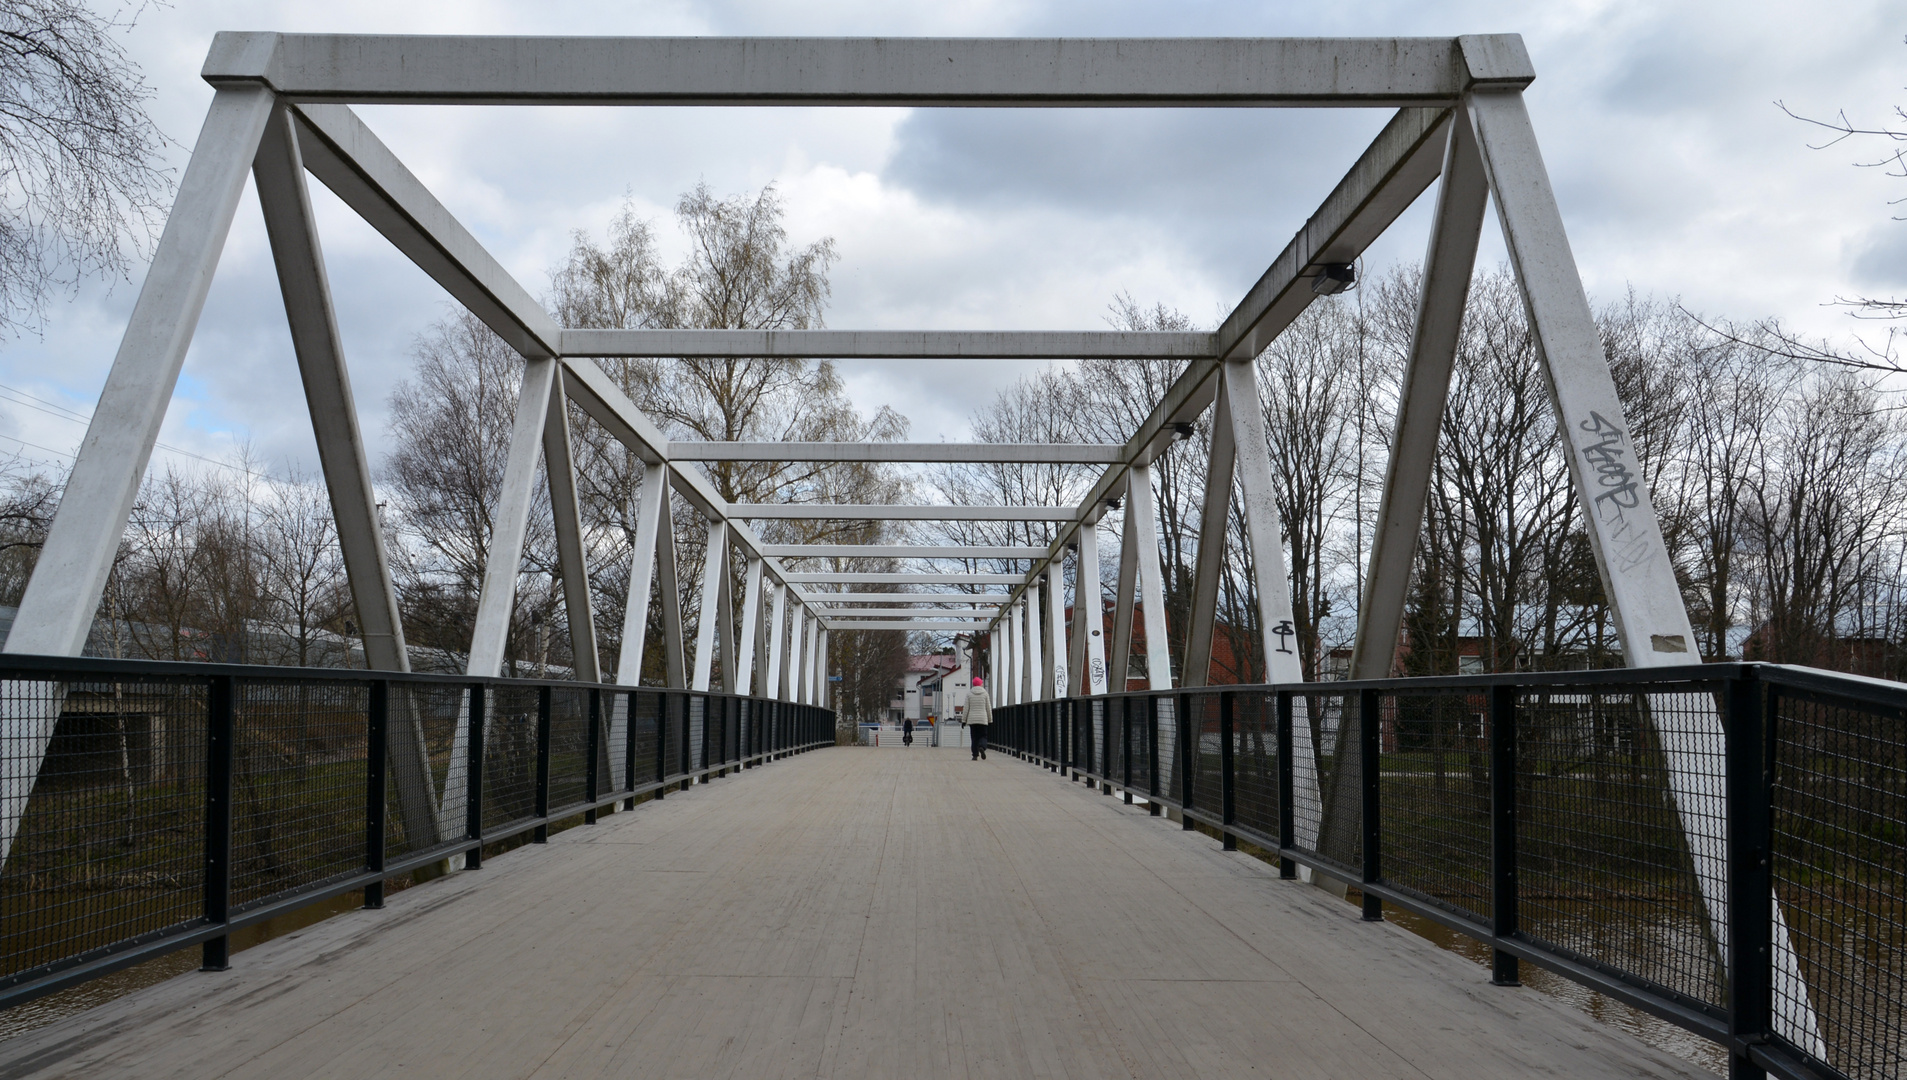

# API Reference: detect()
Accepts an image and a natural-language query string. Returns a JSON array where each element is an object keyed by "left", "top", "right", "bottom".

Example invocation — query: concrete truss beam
[
  {"left": 204, "top": 33, "right": 1533, "bottom": 107},
  {"left": 562, "top": 328, "right": 1213, "bottom": 359},
  {"left": 825, "top": 621, "right": 984, "bottom": 632},
  {"left": 672, "top": 442, "right": 1124, "bottom": 465},
  {"left": 726, "top": 504, "right": 1078, "bottom": 521},
  {"left": 803, "top": 594, "right": 1006, "bottom": 604},
  {"left": 765, "top": 545, "right": 1048, "bottom": 560},
  {"left": 787, "top": 573, "right": 1026, "bottom": 585},
  {"left": 822, "top": 609, "right": 997, "bottom": 619}
]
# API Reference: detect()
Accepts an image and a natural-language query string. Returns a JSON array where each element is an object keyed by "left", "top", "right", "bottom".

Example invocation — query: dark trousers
[{"left": 970, "top": 724, "right": 989, "bottom": 759}]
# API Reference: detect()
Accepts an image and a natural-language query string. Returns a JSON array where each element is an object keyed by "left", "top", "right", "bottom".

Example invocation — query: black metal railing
[
  {"left": 0, "top": 654, "right": 834, "bottom": 1010},
  {"left": 990, "top": 663, "right": 1905, "bottom": 1080}
]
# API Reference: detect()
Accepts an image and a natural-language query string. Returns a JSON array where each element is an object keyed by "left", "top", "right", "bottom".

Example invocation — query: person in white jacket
[{"left": 966, "top": 677, "right": 991, "bottom": 760}]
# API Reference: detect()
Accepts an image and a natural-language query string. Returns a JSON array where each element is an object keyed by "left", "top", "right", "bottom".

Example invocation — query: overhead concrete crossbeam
[
  {"left": 763, "top": 545, "right": 1049, "bottom": 560},
  {"left": 201, "top": 34, "right": 1532, "bottom": 106},
  {"left": 821, "top": 609, "right": 997, "bottom": 619},
  {"left": 727, "top": 504, "right": 1077, "bottom": 521},
  {"left": 785, "top": 573, "right": 1026, "bottom": 585},
  {"left": 803, "top": 594, "right": 1007, "bottom": 604},
  {"left": 562, "top": 328, "right": 1213, "bottom": 359},
  {"left": 819, "top": 621, "right": 989, "bottom": 631},
  {"left": 674, "top": 442, "right": 1124, "bottom": 464}
]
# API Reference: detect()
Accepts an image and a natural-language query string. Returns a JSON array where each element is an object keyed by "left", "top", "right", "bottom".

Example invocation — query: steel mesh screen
[
  {"left": 726, "top": 698, "right": 740, "bottom": 764},
  {"left": 482, "top": 686, "right": 539, "bottom": 834},
  {"left": 1232, "top": 691, "right": 1278, "bottom": 843},
  {"left": 385, "top": 683, "right": 466, "bottom": 860},
  {"left": 1188, "top": 692, "right": 1222, "bottom": 818},
  {"left": 689, "top": 697, "right": 706, "bottom": 773},
  {"left": 1377, "top": 689, "right": 1490, "bottom": 922},
  {"left": 1516, "top": 686, "right": 1725, "bottom": 1009},
  {"left": 1145, "top": 695, "right": 1165, "bottom": 800},
  {"left": 0, "top": 675, "right": 206, "bottom": 978},
  {"left": 1772, "top": 687, "right": 1906, "bottom": 1080},
  {"left": 546, "top": 688, "right": 589, "bottom": 816},
  {"left": 628, "top": 691, "right": 660, "bottom": 785},
  {"left": 1290, "top": 691, "right": 1357, "bottom": 875},
  {"left": 229, "top": 679, "right": 368, "bottom": 908}
]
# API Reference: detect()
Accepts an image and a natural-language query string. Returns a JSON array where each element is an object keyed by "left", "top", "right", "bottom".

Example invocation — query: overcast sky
[{"left": 1, "top": 0, "right": 1902, "bottom": 484}]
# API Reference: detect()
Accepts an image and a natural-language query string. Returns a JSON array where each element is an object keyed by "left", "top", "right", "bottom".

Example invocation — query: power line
[{"left": 0, "top": 380, "right": 268, "bottom": 479}]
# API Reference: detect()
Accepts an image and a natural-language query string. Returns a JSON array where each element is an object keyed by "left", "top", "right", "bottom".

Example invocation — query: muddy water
[
  {"left": 1377, "top": 904, "right": 1727, "bottom": 1075},
  {"left": 0, "top": 890, "right": 371, "bottom": 1044}
]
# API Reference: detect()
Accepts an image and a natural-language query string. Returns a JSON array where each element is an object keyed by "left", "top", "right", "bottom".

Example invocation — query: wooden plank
[{"left": 0, "top": 751, "right": 1713, "bottom": 1080}]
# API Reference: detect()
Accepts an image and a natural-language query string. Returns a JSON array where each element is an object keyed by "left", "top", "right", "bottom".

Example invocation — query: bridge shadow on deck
[{"left": 0, "top": 748, "right": 1710, "bottom": 1080}]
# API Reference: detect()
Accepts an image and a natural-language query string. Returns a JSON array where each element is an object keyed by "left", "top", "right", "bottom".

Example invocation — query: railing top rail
[
  {"left": 0, "top": 651, "right": 822, "bottom": 705},
  {"left": 1013, "top": 661, "right": 1907, "bottom": 712}
]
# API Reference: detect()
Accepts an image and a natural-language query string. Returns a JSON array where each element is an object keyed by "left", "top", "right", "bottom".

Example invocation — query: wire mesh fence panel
[
  {"left": 1516, "top": 686, "right": 1724, "bottom": 1010},
  {"left": 546, "top": 688, "right": 589, "bottom": 817},
  {"left": 1291, "top": 691, "right": 1357, "bottom": 875},
  {"left": 688, "top": 697, "right": 706, "bottom": 773},
  {"left": 1188, "top": 692, "right": 1222, "bottom": 818},
  {"left": 1087, "top": 700, "right": 1101, "bottom": 778},
  {"left": 386, "top": 683, "right": 467, "bottom": 862},
  {"left": 482, "top": 686, "right": 540, "bottom": 835},
  {"left": 1146, "top": 695, "right": 1166, "bottom": 801},
  {"left": 1233, "top": 691, "right": 1278, "bottom": 845},
  {"left": 229, "top": 679, "right": 369, "bottom": 908},
  {"left": 1772, "top": 686, "right": 1907, "bottom": 1080},
  {"left": 1378, "top": 689, "right": 1490, "bottom": 923},
  {"left": 629, "top": 691, "right": 661, "bottom": 786},
  {"left": 0, "top": 675, "right": 208, "bottom": 979},
  {"left": 726, "top": 699, "right": 740, "bottom": 764},
  {"left": 673, "top": 694, "right": 692, "bottom": 778}
]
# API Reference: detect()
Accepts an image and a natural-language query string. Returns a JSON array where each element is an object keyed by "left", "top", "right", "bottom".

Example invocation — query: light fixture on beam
[{"left": 1311, "top": 263, "right": 1356, "bottom": 295}]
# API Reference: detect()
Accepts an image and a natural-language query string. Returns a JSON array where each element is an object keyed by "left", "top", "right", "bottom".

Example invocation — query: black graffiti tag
[
  {"left": 1580, "top": 411, "right": 1642, "bottom": 515},
  {"left": 1577, "top": 412, "right": 1655, "bottom": 573},
  {"left": 1271, "top": 619, "right": 1295, "bottom": 655}
]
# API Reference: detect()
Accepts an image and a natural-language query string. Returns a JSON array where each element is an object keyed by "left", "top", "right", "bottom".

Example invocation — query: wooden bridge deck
[{"left": 0, "top": 748, "right": 1711, "bottom": 1079}]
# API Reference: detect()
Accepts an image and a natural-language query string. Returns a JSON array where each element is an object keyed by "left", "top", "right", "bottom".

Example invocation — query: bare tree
[
  {"left": 0, "top": 0, "right": 171, "bottom": 334},
  {"left": 254, "top": 469, "right": 348, "bottom": 667},
  {"left": 549, "top": 183, "right": 907, "bottom": 684},
  {"left": 0, "top": 452, "right": 57, "bottom": 605},
  {"left": 383, "top": 310, "right": 558, "bottom": 672},
  {"left": 1742, "top": 370, "right": 1907, "bottom": 672}
]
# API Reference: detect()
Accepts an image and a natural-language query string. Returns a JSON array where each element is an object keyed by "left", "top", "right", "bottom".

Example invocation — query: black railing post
[
  {"left": 1360, "top": 687, "right": 1382, "bottom": 921},
  {"left": 202, "top": 674, "right": 236, "bottom": 971},
  {"left": 1490, "top": 683, "right": 1519, "bottom": 985},
  {"left": 533, "top": 685, "right": 552, "bottom": 842},
  {"left": 466, "top": 683, "right": 486, "bottom": 869},
  {"left": 1277, "top": 690, "right": 1295, "bottom": 878},
  {"left": 1726, "top": 667, "right": 1773, "bottom": 1080},
  {"left": 1220, "top": 691, "right": 1237, "bottom": 850},
  {"left": 1179, "top": 693, "right": 1195, "bottom": 831},
  {"left": 365, "top": 680, "right": 389, "bottom": 909},
  {"left": 623, "top": 690, "right": 638, "bottom": 811},
  {"left": 585, "top": 688, "right": 601, "bottom": 824}
]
